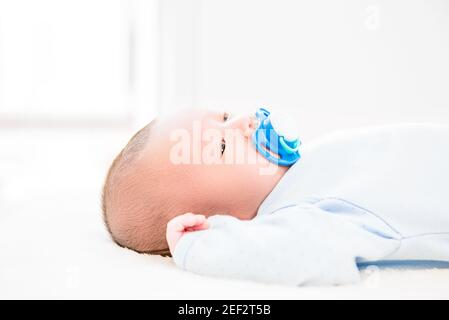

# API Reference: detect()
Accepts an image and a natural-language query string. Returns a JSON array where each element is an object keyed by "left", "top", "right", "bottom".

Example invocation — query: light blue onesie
[{"left": 173, "top": 124, "right": 449, "bottom": 285}]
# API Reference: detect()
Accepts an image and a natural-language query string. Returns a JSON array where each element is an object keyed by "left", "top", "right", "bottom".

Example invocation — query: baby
[{"left": 102, "top": 107, "right": 449, "bottom": 285}]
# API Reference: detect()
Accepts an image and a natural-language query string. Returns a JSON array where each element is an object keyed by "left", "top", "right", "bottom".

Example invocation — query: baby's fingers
[
  {"left": 179, "top": 213, "right": 207, "bottom": 229},
  {"left": 166, "top": 213, "right": 209, "bottom": 255},
  {"left": 185, "top": 219, "right": 209, "bottom": 232},
  {"left": 167, "top": 213, "right": 206, "bottom": 232}
]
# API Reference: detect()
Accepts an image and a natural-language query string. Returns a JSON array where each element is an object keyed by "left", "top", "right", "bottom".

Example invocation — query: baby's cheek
[{"left": 221, "top": 137, "right": 250, "bottom": 165}]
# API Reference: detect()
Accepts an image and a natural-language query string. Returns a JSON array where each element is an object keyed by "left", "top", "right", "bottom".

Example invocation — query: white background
[{"left": 0, "top": 0, "right": 448, "bottom": 298}]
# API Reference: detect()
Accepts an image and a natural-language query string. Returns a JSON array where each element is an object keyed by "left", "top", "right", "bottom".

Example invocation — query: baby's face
[{"left": 140, "top": 108, "right": 288, "bottom": 220}]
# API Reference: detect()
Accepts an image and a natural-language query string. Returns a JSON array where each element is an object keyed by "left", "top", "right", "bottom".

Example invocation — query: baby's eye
[
  {"left": 223, "top": 112, "right": 229, "bottom": 122},
  {"left": 221, "top": 138, "right": 226, "bottom": 156}
]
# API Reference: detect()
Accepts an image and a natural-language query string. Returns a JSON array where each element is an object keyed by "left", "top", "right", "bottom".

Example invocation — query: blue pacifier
[{"left": 252, "top": 107, "right": 301, "bottom": 166}]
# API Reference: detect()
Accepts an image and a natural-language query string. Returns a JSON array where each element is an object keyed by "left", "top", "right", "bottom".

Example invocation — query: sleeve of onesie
[{"left": 172, "top": 203, "right": 400, "bottom": 286}]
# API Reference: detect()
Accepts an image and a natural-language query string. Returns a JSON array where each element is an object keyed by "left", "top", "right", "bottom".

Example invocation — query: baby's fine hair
[{"left": 101, "top": 120, "right": 171, "bottom": 256}]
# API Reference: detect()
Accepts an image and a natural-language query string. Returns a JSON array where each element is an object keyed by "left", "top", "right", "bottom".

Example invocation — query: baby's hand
[{"left": 166, "top": 213, "right": 209, "bottom": 255}]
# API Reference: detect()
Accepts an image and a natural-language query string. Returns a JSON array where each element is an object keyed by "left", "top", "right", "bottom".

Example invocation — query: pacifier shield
[{"left": 252, "top": 107, "right": 301, "bottom": 166}]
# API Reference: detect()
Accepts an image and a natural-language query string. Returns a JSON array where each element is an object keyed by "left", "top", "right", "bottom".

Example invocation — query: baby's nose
[{"left": 228, "top": 114, "right": 257, "bottom": 138}]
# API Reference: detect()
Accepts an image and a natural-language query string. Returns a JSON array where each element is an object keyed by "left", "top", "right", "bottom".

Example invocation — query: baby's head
[{"left": 102, "top": 109, "right": 287, "bottom": 255}]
